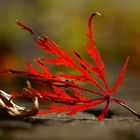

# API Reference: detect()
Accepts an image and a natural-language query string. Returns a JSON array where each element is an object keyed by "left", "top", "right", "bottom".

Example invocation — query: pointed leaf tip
[
  {"left": 88, "top": 12, "right": 102, "bottom": 24},
  {"left": 95, "top": 12, "right": 102, "bottom": 16},
  {"left": 87, "top": 12, "right": 102, "bottom": 38},
  {"left": 16, "top": 20, "right": 34, "bottom": 35},
  {"left": 110, "top": 56, "right": 129, "bottom": 94}
]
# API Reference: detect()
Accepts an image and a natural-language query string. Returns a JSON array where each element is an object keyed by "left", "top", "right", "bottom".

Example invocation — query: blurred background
[{"left": 0, "top": 0, "right": 140, "bottom": 102}]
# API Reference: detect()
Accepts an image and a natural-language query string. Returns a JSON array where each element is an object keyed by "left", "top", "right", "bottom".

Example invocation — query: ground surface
[{"left": 0, "top": 114, "right": 140, "bottom": 140}]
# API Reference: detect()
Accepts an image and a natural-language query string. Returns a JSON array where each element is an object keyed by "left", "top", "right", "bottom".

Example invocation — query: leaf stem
[
  {"left": 51, "top": 82, "right": 105, "bottom": 97},
  {"left": 31, "top": 77, "right": 105, "bottom": 97},
  {"left": 111, "top": 97, "right": 140, "bottom": 119}
]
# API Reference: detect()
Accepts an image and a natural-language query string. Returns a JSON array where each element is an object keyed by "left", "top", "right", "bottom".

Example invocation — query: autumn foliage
[{"left": 1, "top": 12, "right": 140, "bottom": 120}]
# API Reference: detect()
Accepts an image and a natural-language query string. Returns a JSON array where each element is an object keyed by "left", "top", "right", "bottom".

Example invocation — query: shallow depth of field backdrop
[{"left": 0, "top": 0, "right": 140, "bottom": 111}]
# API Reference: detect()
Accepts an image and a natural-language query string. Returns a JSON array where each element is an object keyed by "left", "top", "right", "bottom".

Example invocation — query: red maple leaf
[{"left": 1, "top": 12, "right": 139, "bottom": 120}]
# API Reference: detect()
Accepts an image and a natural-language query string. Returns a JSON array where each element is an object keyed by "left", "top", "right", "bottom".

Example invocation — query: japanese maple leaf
[{"left": 1, "top": 12, "right": 139, "bottom": 120}]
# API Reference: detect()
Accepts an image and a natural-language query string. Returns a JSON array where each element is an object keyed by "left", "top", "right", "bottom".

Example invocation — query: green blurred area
[{"left": 0, "top": 0, "right": 140, "bottom": 90}]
